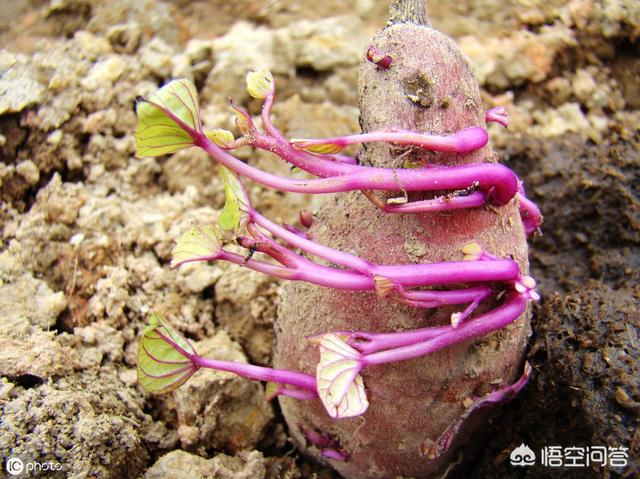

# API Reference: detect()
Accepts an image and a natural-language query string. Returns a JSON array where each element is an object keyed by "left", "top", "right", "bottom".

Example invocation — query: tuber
[
  {"left": 133, "top": 1, "right": 542, "bottom": 477},
  {"left": 276, "top": 3, "right": 534, "bottom": 477}
]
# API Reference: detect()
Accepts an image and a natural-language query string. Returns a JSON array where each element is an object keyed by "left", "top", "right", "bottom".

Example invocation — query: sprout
[
  {"left": 133, "top": 60, "right": 542, "bottom": 429},
  {"left": 314, "top": 333, "right": 369, "bottom": 419}
]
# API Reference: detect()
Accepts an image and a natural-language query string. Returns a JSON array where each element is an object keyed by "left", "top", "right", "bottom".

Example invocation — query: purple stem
[
  {"left": 221, "top": 234, "right": 519, "bottom": 291},
  {"left": 273, "top": 387, "right": 317, "bottom": 401},
  {"left": 261, "top": 91, "right": 287, "bottom": 142},
  {"left": 250, "top": 209, "right": 374, "bottom": 273},
  {"left": 282, "top": 223, "right": 310, "bottom": 240},
  {"left": 485, "top": 106, "right": 509, "bottom": 128},
  {"left": 291, "top": 127, "right": 489, "bottom": 154},
  {"left": 191, "top": 355, "right": 317, "bottom": 391},
  {"left": 321, "top": 448, "right": 351, "bottom": 462},
  {"left": 252, "top": 133, "right": 356, "bottom": 177},
  {"left": 245, "top": 202, "right": 519, "bottom": 290},
  {"left": 334, "top": 289, "right": 493, "bottom": 354},
  {"left": 372, "top": 260, "right": 519, "bottom": 287},
  {"left": 362, "top": 294, "right": 527, "bottom": 365},
  {"left": 382, "top": 191, "right": 486, "bottom": 214},
  {"left": 154, "top": 323, "right": 317, "bottom": 393},
  {"left": 149, "top": 98, "right": 519, "bottom": 208},
  {"left": 395, "top": 285, "right": 492, "bottom": 310},
  {"left": 196, "top": 134, "right": 518, "bottom": 206},
  {"left": 420, "top": 361, "right": 531, "bottom": 459},
  {"left": 516, "top": 192, "right": 543, "bottom": 235}
]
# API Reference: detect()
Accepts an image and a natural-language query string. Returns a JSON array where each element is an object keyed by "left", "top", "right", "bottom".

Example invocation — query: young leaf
[
  {"left": 462, "top": 242, "right": 482, "bottom": 261},
  {"left": 373, "top": 276, "right": 395, "bottom": 297},
  {"left": 137, "top": 313, "right": 199, "bottom": 394},
  {"left": 206, "top": 129, "right": 235, "bottom": 148},
  {"left": 219, "top": 167, "right": 247, "bottom": 232},
  {"left": 171, "top": 225, "right": 222, "bottom": 268},
  {"left": 315, "top": 333, "right": 369, "bottom": 419},
  {"left": 246, "top": 68, "right": 274, "bottom": 100},
  {"left": 135, "top": 79, "right": 201, "bottom": 157},
  {"left": 290, "top": 139, "right": 346, "bottom": 155}
]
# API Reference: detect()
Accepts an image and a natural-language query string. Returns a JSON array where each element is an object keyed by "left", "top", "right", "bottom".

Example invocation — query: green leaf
[
  {"left": 171, "top": 225, "right": 223, "bottom": 268},
  {"left": 246, "top": 68, "right": 274, "bottom": 100},
  {"left": 137, "top": 313, "right": 199, "bottom": 393},
  {"left": 135, "top": 79, "right": 201, "bottom": 157},
  {"left": 219, "top": 167, "right": 247, "bottom": 232}
]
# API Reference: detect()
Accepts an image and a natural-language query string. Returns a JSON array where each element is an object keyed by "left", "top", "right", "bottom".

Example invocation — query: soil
[{"left": 0, "top": 1, "right": 638, "bottom": 478}]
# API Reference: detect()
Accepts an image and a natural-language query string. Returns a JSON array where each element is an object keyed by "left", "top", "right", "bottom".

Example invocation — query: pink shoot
[{"left": 134, "top": 71, "right": 541, "bottom": 424}]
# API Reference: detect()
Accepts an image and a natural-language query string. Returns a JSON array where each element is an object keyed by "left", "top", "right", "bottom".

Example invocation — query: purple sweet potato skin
[{"left": 275, "top": 24, "right": 531, "bottom": 479}]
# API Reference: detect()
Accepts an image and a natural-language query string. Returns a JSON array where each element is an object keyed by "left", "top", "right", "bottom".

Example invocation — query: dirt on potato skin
[{"left": 1, "top": 1, "right": 639, "bottom": 478}]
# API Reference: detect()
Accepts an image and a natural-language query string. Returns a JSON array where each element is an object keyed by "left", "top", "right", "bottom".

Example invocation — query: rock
[
  {"left": 74, "top": 30, "right": 113, "bottom": 60},
  {"left": 80, "top": 55, "right": 127, "bottom": 91},
  {"left": 140, "top": 37, "right": 175, "bottom": 79},
  {"left": 205, "top": 22, "right": 276, "bottom": 104},
  {"left": 0, "top": 370, "right": 150, "bottom": 479},
  {"left": 459, "top": 25, "right": 576, "bottom": 89},
  {"left": 15, "top": 160, "right": 40, "bottom": 186},
  {"left": 144, "top": 449, "right": 269, "bottom": 479},
  {"left": 38, "top": 174, "right": 86, "bottom": 225},
  {"left": 0, "top": 247, "right": 67, "bottom": 335},
  {"left": 144, "top": 450, "right": 214, "bottom": 479},
  {"left": 0, "top": 332, "right": 78, "bottom": 379},
  {"left": 275, "top": 16, "right": 366, "bottom": 71},
  {"left": 0, "top": 51, "right": 46, "bottom": 115},
  {"left": 530, "top": 102, "right": 591, "bottom": 137},
  {"left": 107, "top": 23, "right": 142, "bottom": 54},
  {"left": 177, "top": 262, "right": 222, "bottom": 294}
]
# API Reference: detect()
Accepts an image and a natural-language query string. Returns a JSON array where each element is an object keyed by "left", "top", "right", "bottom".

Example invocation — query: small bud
[
  {"left": 521, "top": 275, "right": 536, "bottom": 289},
  {"left": 206, "top": 128, "right": 235, "bottom": 148},
  {"left": 450, "top": 312, "right": 462, "bottom": 328},
  {"left": 321, "top": 448, "right": 350, "bottom": 462},
  {"left": 246, "top": 67, "right": 274, "bottom": 99},
  {"left": 514, "top": 282, "right": 527, "bottom": 294},
  {"left": 299, "top": 210, "right": 314, "bottom": 229},
  {"left": 462, "top": 242, "right": 482, "bottom": 261},
  {"left": 386, "top": 196, "right": 408, "bottom": 205},
  {"left": 373, "top": 276, "right": 395, "bottom": 297},
  {"left": 485, "top": 106, "right": 509, "bottom": 128},
  {"left": 235, "top": 115, "right": 251, "bottom": 136},
  {"left": 366, "top": 46, "right": 393, "bottom": 69}
]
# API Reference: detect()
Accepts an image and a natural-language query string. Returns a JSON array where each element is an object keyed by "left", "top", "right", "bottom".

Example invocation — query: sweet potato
[{"left": 275, "top": 4, "right": 531, "bottom": 478}]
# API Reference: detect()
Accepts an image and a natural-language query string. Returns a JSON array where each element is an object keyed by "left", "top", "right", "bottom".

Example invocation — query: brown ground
[{"left": 0, "top": 1, "right": 638, "bottom": 478}]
